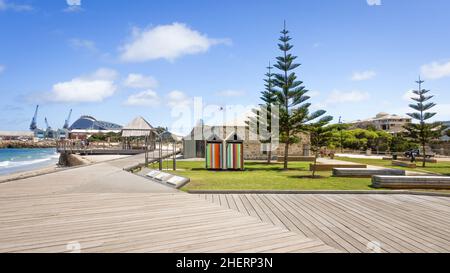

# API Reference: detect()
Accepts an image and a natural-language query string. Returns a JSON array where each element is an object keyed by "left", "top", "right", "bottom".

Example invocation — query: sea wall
[{"left": 0, "top": 140, "right": 57, "bottom": 149}]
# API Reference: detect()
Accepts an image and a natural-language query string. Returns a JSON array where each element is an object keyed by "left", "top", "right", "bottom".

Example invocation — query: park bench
[
  {"left": 278, "top": 156, "right": 316, "bottom": 162},
  {"left": 310, "top": 164, "right": 367, "bottom": 172},
  {"left": 333, "top": 168, "right": 405, "bottom": 178},
  {"left": 372, "top": 175, "right": 450, "bottom": 189}
]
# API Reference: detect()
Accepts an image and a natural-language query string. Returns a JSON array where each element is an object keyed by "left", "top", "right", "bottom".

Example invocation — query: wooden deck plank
[
  {"left": 0, "top": 191, "right": 334, "bottom": 253},
  {"left": 320, "top": 195, "right": 448, "bottom": 252},
  {"left": 340, "top": 195, "right": 450, "bottom": 246},
  {"left": 304, "top": 195, "right": 419, "bottom": 253},
  {"left": 281, "top": 194, "right": 366, "bottom": 253},
  {"left": 206, "top": 194, "right": 450, "bottom": 253}
]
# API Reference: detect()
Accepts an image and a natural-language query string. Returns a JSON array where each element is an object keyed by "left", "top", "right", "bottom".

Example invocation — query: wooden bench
[
  {"left": 278, "top": 156, "right": 315, "bottom": 162},
  {"left": 333, "top": 168, "right": 406, "bottom": 178},
  {"left": 372, "top": 175, "right": 450, "bottom": 189},
  {"left": 310, "top": 164, "right": 367, "bottom": 172},
  {"left": 392, "top": 160, "right": 416, "bottom": 168},
  {"left": 146, "top": 170, "right": 190, "bottom": 189}
]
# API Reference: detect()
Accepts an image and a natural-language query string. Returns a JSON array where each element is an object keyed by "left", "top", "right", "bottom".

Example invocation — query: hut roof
[
  {"left": 206, "top": 133, "right": 223, "bottom": 142},
  {"left": 122, "top": 117, "right": 154, "bottom": 137},
  {"left": 225, "top": 132, "right": 244, "bottom": 142}
]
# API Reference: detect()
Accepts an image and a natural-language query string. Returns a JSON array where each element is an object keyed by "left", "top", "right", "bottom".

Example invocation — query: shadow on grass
[
  {"left": 190, "top": 161, "right": 308, "bottom": 172},
  {"left": 288, "top": 175, "right": 327, "bottom": 179}
]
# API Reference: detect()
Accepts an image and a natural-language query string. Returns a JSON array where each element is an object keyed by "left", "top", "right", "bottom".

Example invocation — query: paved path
[
  {"left": 319, "top": 157, "right": 432, "bottom": 176},
  {"left": 200, "top": 193, "right": 450, "bottom": 253},
  {"left": 0, "top": 154, "right": 335, "bottom": 253}
]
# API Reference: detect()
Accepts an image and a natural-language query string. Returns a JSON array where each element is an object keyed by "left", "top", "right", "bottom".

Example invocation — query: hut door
[{"left": 196, "top": 140, "right": 206, "bottom": 158}]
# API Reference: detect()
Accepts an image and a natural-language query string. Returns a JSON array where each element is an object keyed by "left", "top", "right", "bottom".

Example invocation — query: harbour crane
[
  {"left": 44, "top": 117, "right": 56, "bottom": 139},
  {"left": 29, "top": 105, "right": 39, "bottom": 131},
  {"left": 45, "top": 117, "right": 52, "bottom": 131},
  {"left": 63, "top": 109, "right": 73, "bottom": 130}
]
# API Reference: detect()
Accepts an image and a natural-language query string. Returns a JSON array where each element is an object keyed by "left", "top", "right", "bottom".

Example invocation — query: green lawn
[
  {"left": 335, "top": 157, "right": 450, "bottom": 176},
  {"left": 166, "top": 161, "right": 376, "bottom": 191}
]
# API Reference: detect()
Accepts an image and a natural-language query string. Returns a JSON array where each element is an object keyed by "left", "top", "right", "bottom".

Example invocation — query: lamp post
[{"left": 339, "top": 116, "right": 344, "bottom": 153}]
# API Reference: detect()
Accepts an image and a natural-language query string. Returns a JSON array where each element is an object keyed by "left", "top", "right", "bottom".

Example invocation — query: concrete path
[
  {"left": 319, "top": 157, "right": 433, "bottom": 176},
  {"left": 0, "top": 153, "right": 177, "bottom": 195}
]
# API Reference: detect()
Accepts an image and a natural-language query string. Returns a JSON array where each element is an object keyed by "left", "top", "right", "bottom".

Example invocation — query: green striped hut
[{"left": 225, "top": 132, "right": 244, "bottom": 170}]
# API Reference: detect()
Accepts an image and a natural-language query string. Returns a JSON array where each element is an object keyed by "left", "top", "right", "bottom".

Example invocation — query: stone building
[{"left": 183, "top": 124, "right": 310, "bottom": 160}]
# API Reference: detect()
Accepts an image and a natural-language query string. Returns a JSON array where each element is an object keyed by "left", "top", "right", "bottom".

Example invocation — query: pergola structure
[
  {"left": 122, "top": 117, "right": 181, "bottom": 170},
  {"left": 160, "top": 131, "right": 180, "bottom": 171},
  {"left": 121, "top": 117, "right": 157, "bottom": 165}
]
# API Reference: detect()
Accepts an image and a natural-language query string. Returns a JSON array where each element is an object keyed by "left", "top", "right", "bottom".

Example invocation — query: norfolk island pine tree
[
  {"left": 272, "top": 22, "right": 328, "bottom": 170},
  {"left": 247, "top": 63, "right": 277, "bottom": 164},
  {"left": 404, "top": 77, "right": 446, "bottom": 167}
]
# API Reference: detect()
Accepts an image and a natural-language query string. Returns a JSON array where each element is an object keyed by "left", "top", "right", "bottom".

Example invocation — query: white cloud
[
  {"left": 167, "top": 90, "right": 191, "bottom": 107},
  {"left": 351, "top": 70, "right": 376, "bottom": 81},
  {"left": 367, "top": 0, "right": 382, "bottom": 6},
  {"left": 0, "top": 0, "right": 32, "bottom": 11},
  {"left": 65, "top": 0, "right": 82, "bottom": 12},
  {"left": 0, "top": 65, "right": 5, "bottom": 74},
  {"left": 325, "top": 90, "right": 370, "bottom": 105},
  {"left": 120, "top": 22, "right": 231, "bottom": 62},
  {"left": 421, "top": 60, "right": 450, "bottom": 80},
  {"left": 217, "top": 89, "right": 246, "bottom": 97},
  {"left": 402, "top": 90, "right": 415, "bottom": 101},
  {"left": 123, "top": 73, "right": 158, "bottom": 89},
  {"left": 125, "top": 90, "right": 160, "bottom": 107},
  {"left": 69, "top": 38, "right": 96, "bottom": 52},
  {"left": 434, "top": 104, "right": 450, "bottom": 120},
  {"left": 44, "top": 68, "right": 118, "bottom": 103},
  {"left": 64, "top": 0, "right": 83, "bottom": 12},
  {"left": 308, "top": 90, "right": 321, "bottom": 97}
]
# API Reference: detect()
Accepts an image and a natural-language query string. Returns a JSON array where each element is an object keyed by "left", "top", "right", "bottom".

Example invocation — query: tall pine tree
[
  {"left": 247, "top": 63, "right": 277, "bottom": 163},
  {"left": 272, "top": 22, "right": 328, "bottom": 169},
  {"left": 404, "top": 77, "right": 444, "bottom": 167}
]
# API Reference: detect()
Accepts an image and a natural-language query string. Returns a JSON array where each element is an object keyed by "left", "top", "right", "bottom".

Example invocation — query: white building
[{"left": 350, "top": 112, "right": 412, "bottom": 134}]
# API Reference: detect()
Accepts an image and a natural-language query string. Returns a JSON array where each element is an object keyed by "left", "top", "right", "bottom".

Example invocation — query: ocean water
[{"left": 0, "top": 148, "right": 59, "bottom": 176}]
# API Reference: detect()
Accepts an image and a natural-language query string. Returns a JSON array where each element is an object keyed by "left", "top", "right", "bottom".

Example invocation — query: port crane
[
  {"left": 63, "top": 109, "right": 73, "bottom": 130},
  {"left": 29, "top": 105, "right": 39, "bottom": 131},
  {"left": 44, "top": 117, "right": 56, "bottom": 139}
]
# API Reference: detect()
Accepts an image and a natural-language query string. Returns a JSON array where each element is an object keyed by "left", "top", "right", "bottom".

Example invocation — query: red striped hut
[{"left": 205, "top": 134, "right": 224, "bottom": 170}]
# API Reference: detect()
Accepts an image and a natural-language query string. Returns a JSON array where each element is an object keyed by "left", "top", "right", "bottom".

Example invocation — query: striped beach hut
[
  {"left": 225, "top": 132, "right": 244, "bottom": 170},
  {"left": 206, "top": 134, "right": 223, "bottom": 170}
]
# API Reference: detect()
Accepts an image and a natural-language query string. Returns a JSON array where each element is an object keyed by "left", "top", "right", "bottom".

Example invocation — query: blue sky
[{"left": 1, "top": 0, "right": 450, "bottom": 134}]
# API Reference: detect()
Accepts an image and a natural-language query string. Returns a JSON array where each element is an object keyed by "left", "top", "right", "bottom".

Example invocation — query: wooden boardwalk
[
  {"left": 200, "top": 194, "right": 450, "bottom": 253},
  {"left": 1, "top": 153, "right": 448, "bottom": 253},
  {"left": 0, "top": 155, "right": 336, "bottom": 253}
]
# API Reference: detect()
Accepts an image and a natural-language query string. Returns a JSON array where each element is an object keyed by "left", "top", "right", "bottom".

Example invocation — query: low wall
[
  {"left": 277, "top": 156, "right": 315, "bottom": 162},
  {"left": 430, "top": 142, "right": 450, "bottom": 156},
  {"left": 310, "top": 164, "right": 367, "bottom": 172}
]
